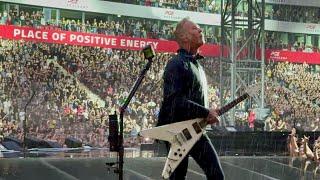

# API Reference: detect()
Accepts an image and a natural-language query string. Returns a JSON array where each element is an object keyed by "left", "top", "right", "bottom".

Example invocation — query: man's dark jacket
[{"left": 157, "top": 49, "right": 209, "bottom": 126}]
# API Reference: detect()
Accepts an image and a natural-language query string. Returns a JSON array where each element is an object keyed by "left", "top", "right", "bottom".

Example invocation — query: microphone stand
[
  {"left": 119, "top": 58, "right": 153, "bottom": 180},
  {"left": 106, "top": 45, "right": 155, "bottom": 180},
  {"left": 23, "top": 88, "right": 36, "bottom": 158}
]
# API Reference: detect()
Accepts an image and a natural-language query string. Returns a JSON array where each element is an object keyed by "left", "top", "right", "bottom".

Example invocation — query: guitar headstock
[{"left": 245, "top": 83, "right": 261, "bottom": 97}]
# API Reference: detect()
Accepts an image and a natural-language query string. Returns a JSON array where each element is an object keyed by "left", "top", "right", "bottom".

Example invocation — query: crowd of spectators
[
  {"left": 265, "top": 32, "right": 320, "bottom": 53},
  {"left": 0, "top": 9, "right": 44, "bottom": 27},
  {"left": 0, "top": 9, "right": 217, "bottom": 43},
  {"left": 107, "top": 0, "right": 320, "bottom": 24},
  {"left": 1, "top": 3, "right": 320, "bottom": 149},
  {"left": 230, "top": 61, "right": 320, "bottom": 132},
  {"left": 263, "top": 5, "right": 320, "bottom": 52},
  {"left": 57, "top": 18, "right": 178, "bottom": 40},
  {"left": 2, "top": 8, "right": 320, "bottom": 52},
  {"left": 107, "top": 0, "right": 220, "bottom": 13},
  {"left": 1, "top": 40, "right": 320, "bottom": 149},
  {"left": 265, "top": 4, "right": 320, "bottom": 24},
  {"left": 55, "top": 45, "right": 165, "bottom": 133},
  {"left": 0, "top": 39, "right": 109, "bottom": 147},
  {"left": 264, "top": 62, "right": 320, "bottom": 132},
  {"left": 36, "top": 38, "right": 320, "bottom": 134},
  {"left": 53, "top": 44, "right": 221, "bottom": 133},
  {"left": 0, "top": 39, "right": 220, "bottom": 148}
]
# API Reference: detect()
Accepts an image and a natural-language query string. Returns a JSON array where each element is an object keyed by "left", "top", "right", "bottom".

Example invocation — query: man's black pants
[{"left": 167, "top": 134, "right": 225, "bottom": 180}]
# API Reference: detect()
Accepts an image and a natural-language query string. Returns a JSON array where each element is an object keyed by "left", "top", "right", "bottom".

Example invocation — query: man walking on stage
[{"left": 157, "top": 17, "right": 225, "bottom": 180}]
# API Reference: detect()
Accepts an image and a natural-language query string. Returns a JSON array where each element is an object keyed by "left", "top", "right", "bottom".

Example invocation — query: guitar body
[{"left": 139, "top": 118, "right": 205, "bottom": 179}]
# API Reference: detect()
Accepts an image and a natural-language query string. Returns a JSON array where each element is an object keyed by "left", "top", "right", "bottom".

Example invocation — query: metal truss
[{"left": 219, "top": 0, "right": 266, "bottom": 126}]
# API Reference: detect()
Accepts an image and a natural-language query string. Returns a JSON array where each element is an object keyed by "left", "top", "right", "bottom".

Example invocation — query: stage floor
[{"left": 0, "top": 155, "right": 319, "bottom": 180}]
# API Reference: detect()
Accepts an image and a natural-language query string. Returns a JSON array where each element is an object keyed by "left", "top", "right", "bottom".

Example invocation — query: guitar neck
[
  {"left": 199, "top": 93, "right": 249, "bottom": 128},
  {"left": 217, "top": 93, "right": 249, "bottom": 116}
]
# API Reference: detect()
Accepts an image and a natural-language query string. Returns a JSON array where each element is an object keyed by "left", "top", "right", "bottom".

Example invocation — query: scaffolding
[{"left": 219, "top": 0, "right": 266, "bottom": 126}]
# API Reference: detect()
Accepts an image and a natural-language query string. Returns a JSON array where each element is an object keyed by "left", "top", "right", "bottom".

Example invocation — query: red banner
[
  {"left": 0, "top": 25, "right": 221, "bottom": 56},
  {"left": 0, "top": 25, "right": 319, "bottom": 64},
  {"left": 265, "top": 50, "right": 320, "bottom": 65}
]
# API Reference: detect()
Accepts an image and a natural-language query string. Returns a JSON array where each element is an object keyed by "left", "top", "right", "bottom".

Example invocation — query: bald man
[{"left": 157, "top": 17, "right": 224, "bottom": 180}]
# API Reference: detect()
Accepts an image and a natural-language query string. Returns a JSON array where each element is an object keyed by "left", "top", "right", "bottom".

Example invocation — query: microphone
[{"left": 142, "top": 45, "right": 155, "bottom": 60}]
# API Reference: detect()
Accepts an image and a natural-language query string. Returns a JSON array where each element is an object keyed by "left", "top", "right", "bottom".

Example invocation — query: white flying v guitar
[{"left": 139, "top": 84, "right": 260, "bottom": 179}]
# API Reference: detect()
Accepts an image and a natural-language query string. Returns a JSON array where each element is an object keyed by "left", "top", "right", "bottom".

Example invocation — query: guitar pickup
[
  {"left": 173, "top": 134, "right": 184, "bottom": 146},
  {"left": 192, "top": 122, "right": 202, "bottom": 134},
  {"left": 182, "top": 128, "right": 192, "bottom": 140},
  {"left": 172, "top": 128, "right": 192, "bottom": 146}
]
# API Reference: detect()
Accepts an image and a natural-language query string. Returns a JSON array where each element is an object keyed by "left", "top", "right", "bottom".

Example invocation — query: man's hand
[{"left": 206, "top": 108, "right": 219, "bottom": 124}]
